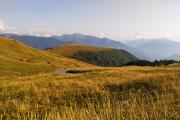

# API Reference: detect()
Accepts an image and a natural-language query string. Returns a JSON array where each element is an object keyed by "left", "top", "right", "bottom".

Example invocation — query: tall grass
[{"left": 0, "top": 67, "right": 180, "bottom": 120}]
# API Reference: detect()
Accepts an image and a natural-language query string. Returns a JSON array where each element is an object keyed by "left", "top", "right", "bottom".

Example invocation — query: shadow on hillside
[{"left": 66, "top": 70, "right": 91, "bottom": 74}]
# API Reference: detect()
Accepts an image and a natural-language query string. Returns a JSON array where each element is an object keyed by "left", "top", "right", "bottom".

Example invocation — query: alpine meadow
[{"left": 0, "top": 0, "right": 180, "bottom": 120}]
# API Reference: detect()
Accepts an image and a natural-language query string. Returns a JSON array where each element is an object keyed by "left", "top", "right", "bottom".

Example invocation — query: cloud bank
[
  {"left": 0, "top": 19, "right": 6, "bottom": 30},
  {"left": 0, "top": 19, "right": 15, "bottom": 33}
]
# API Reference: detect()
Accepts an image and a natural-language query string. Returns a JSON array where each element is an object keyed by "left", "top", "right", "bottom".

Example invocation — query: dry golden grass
[
  {"left": 0, "top": 37, "right": 92, "bottom": 76},
  {"left": 0, "top": 66, "right": 180, "bottom": 120},
  {"left": 48, "top": 44, "right": 111, "bottom": 57}
]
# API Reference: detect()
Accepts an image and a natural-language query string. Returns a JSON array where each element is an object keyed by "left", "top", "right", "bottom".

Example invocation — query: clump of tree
[
  {"left": 73, "top": 49, "right": 138, "bottom": 67},
  {"left": 123, "top": 60, "right": 180, "bottom": 66}
]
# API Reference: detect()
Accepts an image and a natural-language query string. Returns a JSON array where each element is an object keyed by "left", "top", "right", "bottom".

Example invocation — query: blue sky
[{"left": 0, "top": 0, "right": 180, "bottom": 40}]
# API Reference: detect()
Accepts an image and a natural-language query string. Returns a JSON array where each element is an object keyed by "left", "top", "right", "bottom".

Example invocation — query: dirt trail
[
  {"left": 54, "top": 69, "right": 69, "bottom": 74},
  {"left": 54, "top": 68, "right": 99, "bottom": 75}
]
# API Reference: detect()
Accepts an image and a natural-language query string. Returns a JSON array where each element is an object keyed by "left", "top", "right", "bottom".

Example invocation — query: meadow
[{"left": 0, "top": 66, "right": 180, "bottom": 120}]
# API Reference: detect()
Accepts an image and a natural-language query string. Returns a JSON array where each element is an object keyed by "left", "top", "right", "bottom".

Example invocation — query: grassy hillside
[
  {"left": 48, "top": 44, "right": 111, "bottom": 57},
  {"left": 48, "top": 44, "right": 138, "bottom": 67},
  {"left": 0, "top": 66, "right": 180, "bottom": 119},
  {"left": 0, "top": 37, "right": 92, "bottom": 75}
]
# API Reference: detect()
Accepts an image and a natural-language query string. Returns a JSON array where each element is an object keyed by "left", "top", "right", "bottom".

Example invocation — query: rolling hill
[
  {"left": 0, "top": 33, "right": 149, "bottom": 60},
  {"left": 48, "top": 44, "right": 138, "bottom": 67},
  {"left": 0, "top": 37, "right": 91, "bottom": 75},
  {"left": 53, "top": 34, "right": 149, "bottom": 60}
]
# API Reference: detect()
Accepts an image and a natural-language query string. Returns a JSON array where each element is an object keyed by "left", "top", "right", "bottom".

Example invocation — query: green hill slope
[
  {"left": 48, "top": 44, "right": 138, "bottom": 67},
  {"left": 0, "top": 37, "right": 91, "bottom": 75}
]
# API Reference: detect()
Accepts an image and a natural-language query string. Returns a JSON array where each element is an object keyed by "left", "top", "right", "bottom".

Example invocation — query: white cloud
[
  {"left": 0, "top": 19, "right": 6, "bottom": 30},
  {"left": 94, "top": 33, "right": 109, "bottom": 38},
  {"left": 25, "top": 28, "right": 57, "bottom": 37},
  {"left": 0, "top": 19, "right": 14, "bottom": 33}
]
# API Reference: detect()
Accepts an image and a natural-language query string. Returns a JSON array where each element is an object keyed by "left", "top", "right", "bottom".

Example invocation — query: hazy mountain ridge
[
  {"left": 0, "top": 33, "right": 73, "bottom": 50},
  {"left": 123, "top": 39, "right": 180, "bottom": 60},
  {"left": 2, "top": 33, "right": 179, "bottom": 60}
]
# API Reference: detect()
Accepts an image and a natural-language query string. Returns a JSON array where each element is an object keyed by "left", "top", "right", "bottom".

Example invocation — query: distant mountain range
[
  {"left": 0, "top": 33, "right": 149, "bottom": 60},
  {"left": 0, "top": 33, "right": 72, "bottom": 50},
  {"left": 122, "top": 39, "right": 180, "bottom": 60},
  {"left": 1, "top": 33, "right": 180, "bottom": 60}
]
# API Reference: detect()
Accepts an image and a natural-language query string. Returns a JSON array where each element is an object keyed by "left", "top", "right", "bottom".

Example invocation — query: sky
[{"left": 0, "top": 0, "right": 180, "bottom": 40}]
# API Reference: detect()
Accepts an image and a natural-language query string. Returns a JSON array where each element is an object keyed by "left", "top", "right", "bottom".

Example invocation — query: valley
[
  {"left": 0, "top": 36, "right": 180, "bottom": 119},
  {"left": 1, "top": 1, "right": 180, "bottom": 119}
]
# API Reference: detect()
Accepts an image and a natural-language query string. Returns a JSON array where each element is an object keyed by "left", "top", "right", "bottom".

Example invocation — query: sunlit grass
[
  {"left": 0, "top": 66, "right": 180, "bottom": 120},
  {"left": 0, "top": 37, "right": 92, "bottom": 76}
]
